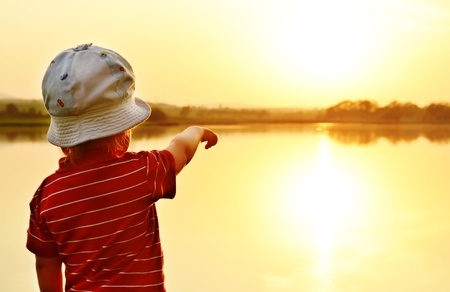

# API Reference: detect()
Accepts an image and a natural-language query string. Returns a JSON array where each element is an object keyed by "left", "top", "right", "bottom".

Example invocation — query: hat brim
[{"left": 47, "top": 97, "right": 151, "bottom": 147}]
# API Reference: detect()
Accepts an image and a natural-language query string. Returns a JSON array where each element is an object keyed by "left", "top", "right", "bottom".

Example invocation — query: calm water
[{"left": 1, "top": 123, "right": 450, "bottom": 292}]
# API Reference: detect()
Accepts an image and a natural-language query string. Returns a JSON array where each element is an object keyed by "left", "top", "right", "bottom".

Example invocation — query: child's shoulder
[{"left": 125, "top": 150, "right": 175, "bottom": 168}]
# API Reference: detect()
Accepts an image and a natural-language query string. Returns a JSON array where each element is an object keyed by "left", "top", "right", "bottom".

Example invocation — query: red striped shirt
[{"left": 27, "top": 149, "right": 176, "bottom": 291}]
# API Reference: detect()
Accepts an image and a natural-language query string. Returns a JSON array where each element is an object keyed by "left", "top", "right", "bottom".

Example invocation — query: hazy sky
[{"left": 1, "top": 0, "right": 450, "bottom": 108}]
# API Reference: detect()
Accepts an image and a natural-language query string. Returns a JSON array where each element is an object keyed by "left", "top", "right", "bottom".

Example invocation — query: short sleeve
[
  {"left": 145, "top": 150, "right": 176, "bottom": 200},
  {"left": 26, "top": 183, "right": 59, "bottom": 257}
]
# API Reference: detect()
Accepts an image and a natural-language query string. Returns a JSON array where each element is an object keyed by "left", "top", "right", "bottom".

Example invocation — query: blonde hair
[{"left": 61, "top": 130, "right": 131, "bottom": 166}]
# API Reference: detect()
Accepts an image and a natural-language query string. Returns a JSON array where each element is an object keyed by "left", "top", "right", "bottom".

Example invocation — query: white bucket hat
[{"left": 42, "top": 43, "right": 151, "bottom": 147}]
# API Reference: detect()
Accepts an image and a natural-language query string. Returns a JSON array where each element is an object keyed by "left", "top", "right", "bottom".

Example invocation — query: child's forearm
[
  {"left": 166, "top": 126, "right": 218, "bottom": 174},
  {"left": 168, "top": 126, "right": 204, "bottom": 172},
  {"left": 176, "top": 126, "right": 205, "bottom": 161}
]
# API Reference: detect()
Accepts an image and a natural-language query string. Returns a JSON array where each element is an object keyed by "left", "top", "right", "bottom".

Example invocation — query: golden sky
[{"left": 1, "top": 0, "right": 449, "bottom": 109}]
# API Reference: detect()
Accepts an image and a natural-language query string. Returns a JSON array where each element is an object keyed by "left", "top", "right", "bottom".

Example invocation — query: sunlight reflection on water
[{"left": 276, "top": 134, "right": 369, "bottom": 291}]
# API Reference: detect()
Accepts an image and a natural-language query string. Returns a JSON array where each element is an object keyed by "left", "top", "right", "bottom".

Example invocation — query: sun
[{"left": 267, "top": 0, "right": 375, "bottom": 86}]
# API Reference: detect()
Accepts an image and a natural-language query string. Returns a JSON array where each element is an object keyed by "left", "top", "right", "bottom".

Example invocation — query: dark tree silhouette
[
  {"left": 4, "top": 103, "right": 20, "bottom": 116},
  {"left": 179, "top": 106, "right": 191, "bottom": 118},
  {"left": 424, "top": 103, "right": 450, "bottom": 122},
  {"left": 148, "top": 107, "right": 167, "bottom": 122}
]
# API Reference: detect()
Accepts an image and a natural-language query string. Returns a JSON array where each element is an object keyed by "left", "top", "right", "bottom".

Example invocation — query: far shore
[
  {"left": 2, "top": 116, "right": 450, "bottom": 127},
  {"left": 1, "top": 99, "right": 450, "bottom": 125}
]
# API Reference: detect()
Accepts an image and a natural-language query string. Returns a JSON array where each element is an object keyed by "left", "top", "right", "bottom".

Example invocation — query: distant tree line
[
  {"left": 2, "top": 99, "right": 450, "bottom": 124},
  {"left": 323, "top": 100, "right": 450, "bottom": 123},
  {"left": 0, "top": 103, "right": 47, "bottom": 117},
  {"left": 176, "top": 105, "right": 269, "bottom": 120},
  {"left": 146, "top": 104, "right": 275, "bottom": 124},
  {"left": 149, "top": 101, "right": 450, "bottom": 124}
]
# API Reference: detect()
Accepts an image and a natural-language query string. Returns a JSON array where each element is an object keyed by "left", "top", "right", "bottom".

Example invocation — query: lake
[{"left": 1, "top": 123, "right": 450, "bottom": 292}]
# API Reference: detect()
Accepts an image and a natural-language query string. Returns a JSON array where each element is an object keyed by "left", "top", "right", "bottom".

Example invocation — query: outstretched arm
[
  {"left": 165, "top": 126, "right": 218, "bottom": 174},
  {"left": 35, "top": 255, "right": 63, "bottom": 292}
]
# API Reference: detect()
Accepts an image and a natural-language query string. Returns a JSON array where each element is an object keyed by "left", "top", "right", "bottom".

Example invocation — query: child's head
[{"left": 42, "top": 43, "right": 151, "bottom": 149}]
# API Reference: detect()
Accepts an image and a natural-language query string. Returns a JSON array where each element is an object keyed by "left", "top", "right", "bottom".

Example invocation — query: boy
[{"left": 26, "top": 43, "right": 218, "bottom": 291}]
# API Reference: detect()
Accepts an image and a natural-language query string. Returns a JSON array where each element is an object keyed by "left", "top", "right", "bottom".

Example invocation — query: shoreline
[
  {"left": 2, "top": 99, "right": 450, "bottom": 125},
  {"left": 2, "top": 117, "right": 450, "bottom": 127}
]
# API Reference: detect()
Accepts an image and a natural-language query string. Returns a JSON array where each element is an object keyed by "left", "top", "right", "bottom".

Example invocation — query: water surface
[{"left": 1, "top": 124, "right": 449, "bottom": 291}]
